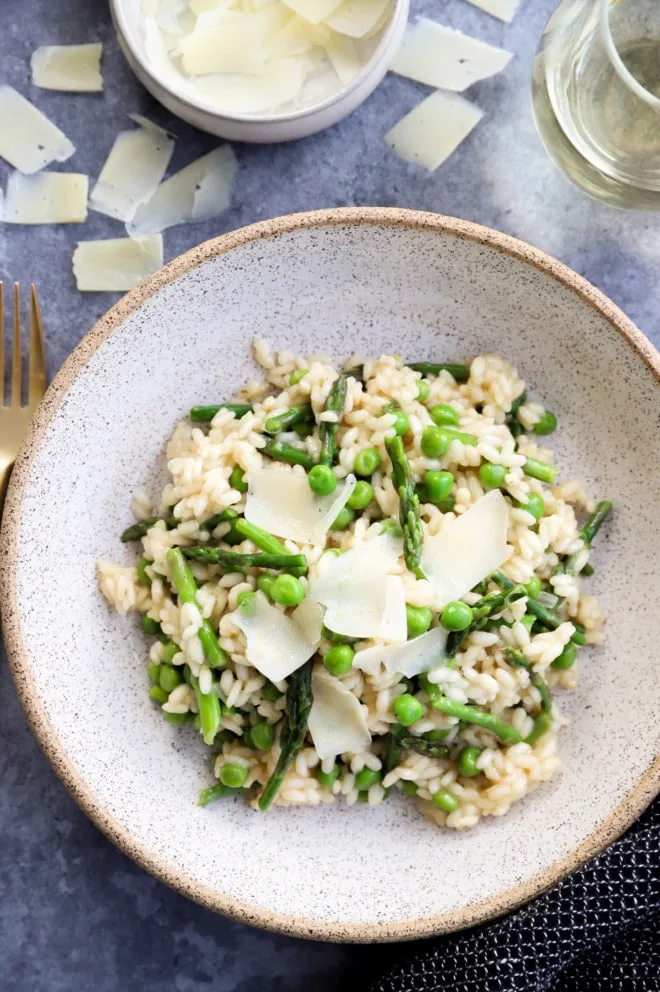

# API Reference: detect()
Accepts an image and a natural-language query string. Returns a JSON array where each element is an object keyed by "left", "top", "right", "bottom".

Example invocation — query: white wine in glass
[{"left": 532, "top": 0, "right": 660, "bottom": 210}]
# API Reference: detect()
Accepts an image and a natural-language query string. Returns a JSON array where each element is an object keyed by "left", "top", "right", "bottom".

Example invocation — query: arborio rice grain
[{"left": 98, "top": 343, "right": 609, "bottom": 829}]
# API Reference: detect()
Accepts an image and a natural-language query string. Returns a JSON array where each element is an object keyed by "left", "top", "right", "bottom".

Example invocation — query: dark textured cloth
[{"left": 372, "top": 799, "right": 660, "bottom": 992}]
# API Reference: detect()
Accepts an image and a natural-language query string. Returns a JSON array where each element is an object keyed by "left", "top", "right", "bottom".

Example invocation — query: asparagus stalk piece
[
  {"left": 505, "top": 648, "right": 553, "bottom": 714},
  {"left": 233, "top": 518, "right": 289, "bottom": 555},
  {"left": 406, "top": 362, "right": 470, "bottom": 382},
  {"left": 446, "top": 583, "right": 527, "bottom": 656},
  {"left": 190, "top": 403, "right": 253, "bottom": 423},
  {"left": 264, "top": 405, "right": 313, "bottom": 435},
  {"left": 394, "top": 730, "right": 449, "bottom": 758},
  {"left": 523, "top": 457, "right": 558, "bottom": 484},
  {"left": 182, "top": 547, "right": 307, "bottom": 573},
  {"left": 508, "top": 391, "right": 527, "bottom": 418},
  {"left": 559, "top": 500, "right": 613, "bottom": 576},
  {"left": 385, "top": 435, "right": 424, "bottom": 577},
  {"left": 423, "top": 678, "right": 523, "bottom": 744},
  {"left": 525, "top": 711, "right": 552, "bottom": 746},
  {"left": 258, "top": 658, "right": 314, "bottom": 811},
  {"left": 261, "top": 438, "right": 314, "bottom": 470},
  {"left": 202, "top": 507, "right": 239, "bottom": 531},
  {"left": 491, "top": 570, "right": 586, "bottom": 646},
  {"left": 166, "top": 548, "right": 227, "bottom": 668},
  {"left": 198, "top": 783, "right": 240, "bottom": 806},
  {"left": 319, "top": 376, "right": 347, "bottom": 467},
  {"left": 189, "top": 671, "right": 222, "bottom": 746},
  {"left": 121, "top": 516, "right": 176, "bottom": 542}
]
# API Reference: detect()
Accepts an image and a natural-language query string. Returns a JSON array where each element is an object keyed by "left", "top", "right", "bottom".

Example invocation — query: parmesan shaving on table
[
  {"left": 463, "top": 0, "right": 521, "bottom": 23},
  {"left": 384, "top": 90, "right": 484, "bottom": 171},
  {"left": 72, "top": 236, "right": 164, "bottom": 292},
  {"left": 1, "top": 172, "right": 88, "bottom": 224},
  {"left": 390, "top": 19, "right": 513, "bottom": 92},
  {"left": 31, "top": 43, "right": 103, "bottom": 92},
  {"left": 0, "top": 85, "right": 75, "bottom": 175}
]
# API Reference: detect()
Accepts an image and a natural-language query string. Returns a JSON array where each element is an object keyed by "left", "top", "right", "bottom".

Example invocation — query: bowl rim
[
  {"left": 2, "top": 207, "right": 659, "bottom": 943},
  {"left": 110, "top": 0, "right": 409, "bottom": 125}
]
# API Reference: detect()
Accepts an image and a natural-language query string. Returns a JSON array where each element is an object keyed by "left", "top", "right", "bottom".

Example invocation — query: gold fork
[{"left": 0, "top": 283, "right": 47, "bottom": 508}]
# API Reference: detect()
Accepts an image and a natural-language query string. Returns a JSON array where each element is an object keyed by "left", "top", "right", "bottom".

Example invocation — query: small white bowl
[{"left": 110, "top": 0, "right": 409, "bottom": 143}]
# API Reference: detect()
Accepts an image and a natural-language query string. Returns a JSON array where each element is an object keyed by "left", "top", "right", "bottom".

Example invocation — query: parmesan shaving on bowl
[{"left": 139, "top": 0, "right": 395, "bottom": 116}]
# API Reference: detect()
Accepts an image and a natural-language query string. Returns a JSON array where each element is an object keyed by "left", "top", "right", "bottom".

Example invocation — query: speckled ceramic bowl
[{"left": 2, "top": 208, "right": 659, "bottom": 942}]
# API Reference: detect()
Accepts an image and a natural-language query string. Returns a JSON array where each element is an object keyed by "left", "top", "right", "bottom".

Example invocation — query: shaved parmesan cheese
[
  {"left": 421, "top": 490, "right": 510, "bottom": 605},
  {"left": 324, "top": 33, "right": 362, "bottom": 86},
  {"left": 390, "top": 19, "right": 513, "bottom": 92},
  {"left": 282, "top": 0, "right": 343, "bottom": 25},
  {"left": 311, "top": 534, "right": 406, "bottom": 641},
  {"left": 127, "top": 145, "right": 237, "bottom": 236},
  {"left": 31, "top": 43, "right": 103, "bottom": 92},
  {"left": 325, "top": 0, "right": 389, "bottom": 39},
  {"left": 189, "top": 0, "right": 236, "bottom": 12},
  {"left": 291, "top": 597, "right": 324, "bottom": 645},
  {"left": 463, "top": 0, "right": 520, "bottom": 23},
  {"left": 0, "top": 86, "right": 74, "bottom": 175},
  {"left": 1, "top": 172, "right": 88, "bottom": 224},
  {"left": 179, "top": 12, "right": 267, "bottom": 75},
  {"left": 384, "top": 90, "right": 483, "bottom": 171},
  {"left": 72, "top": 236, "right": 164, "bottom": 292},
  {"left": 231, "top": 592, "right": 318, "bottom": 681},
  {"left": 156, "top": 0, "right": 196, "bottom": 34},
  {"left": 308, "top": 667, "right": 371, "bottom": 759},
  {"left": 90, "top": 118, "right": 175, "bottom": 223},
  {"left": 245, "top": 468, "right": 356, "bottom": 544},
  {"left": 354, "top": 626, "right": 448, "bottom": 678},
  {"left": 193, "top": 57, "right": 306, "bottom": 113},
  {"left": 266, "top": 15, "right": 317, "bottom": 58}
]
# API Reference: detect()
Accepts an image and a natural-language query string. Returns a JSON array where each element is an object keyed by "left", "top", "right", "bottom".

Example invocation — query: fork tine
[
  {"left": 10, "top": 282, "right": 21, "bottom": 408},
  {"left": 28, "top": 284, "right": 46, "bottom": 406},
  {"left": 0, "top": 282, "right": 4, "bottom": 407}
]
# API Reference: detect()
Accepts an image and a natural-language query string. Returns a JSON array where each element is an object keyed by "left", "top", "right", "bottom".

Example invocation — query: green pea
[
  {"left": 379, "top": 519, "right": 402, "bottom": 537},
  {"left": 308, "top": 463, "right": 337, "bottom": 496},
  {"left": 421, "top": 426, "right": 453, "bottom": 458},
  {"left": 406, "top": 604, "right": 433, "bottom": 639},
  {"left": 261, "top": 681, "right": 282, "bottom": 702},
  {"left": 440, "top": 601, "right": 473, "bottom": 632},
  {"left": 330, "top": 506, "right": 355, "bottom": 530},
  {"left": 424, "top": 470, "right": 454, "bottom": 504},
  {"left": 534, "top": 410, "right": 557, "bottom": 435},
  {"left": 289, "top": 368, "right": 308, "bottom": 386},
  {"left": 137, "top": 556, "right": 152, "bottom": 587},
  {"left": 430, "top": 403, "right": 460, "bottom": 427},
  {"left": 582, "top": 563, "right": 595, "bottom": 577},
  {"left": 392, "top": 693, "right": 424, "bottom": 727},
  {"left": 520, "top": 493, "right": 545, "bottom": 521},
  {"left": 149, "top": 685, "right": 168, "bottom": 705},
  {"left": 551, "top": 642, "right": 578, "bottom": 670},
  {"left": 164, "top": 711, "right": 191, "bottom": 726},
  {"left": 250, "top": 721, "right": 275, "bottom": 751},
  {"left": 229, "top": 466, "right": 248, "bottom": 493},
  {"left": 423, "top": 728, "right": 451, "bottom": 741},
  {"left": 140, "top": 615, "right": 161, "bottom": 637},
  {"left": 147, "top": 662, "right": 160, "bottom": 686},
  {"left": 323, "top": 644, "right": 354, "bottom": 677},
  {"left": 525, "top": 576, "right": 542, "bottom": 599},
  {"left": 353, "top": 447, "right": 381, "bottom": 477},
  {"left": 392, "top": 409, "right": 410, "bottom": 436},
  {"left": 257, "top": 574, "right": 276, "bottom": 598},
  {"left": 348, "top": 480, "right": 374, "bottom": 510},
  {"left": 432, "top": 789, "right": 459, "bottom": 813},
  {"left": 160, "top": 641, "right": 179, "bottom": 664},
  {"left": 219, "top": 763, "right": 248, "bottom": 788},
  {"left": 237, "top": 589, "right": 257, "bottom": 612},
  {"left": 520, "top": 613, "right": 536, "bottom": 633},
  {"left": 159, "top": 664, "right": 183, "bottom": 693},
  {"left": 322, "top": 626, "right": 356, "bottom": 645},
  {"left": 316, "top": 765, "right": 340, "bottom": 789},
  {"left": 457, "top": 745, "right": 482, "bottom": 778},
  {"left": 479, "top": 463, "right": 507, "bottom": 490},
  {"left": 400, "top": 780, "right": 419, "bottom": 796},
  {"left": 416, "top": 380, "right": 430, "bottom": 403},
  {"left": 354, "top": 768, "right": 382, "bottom": 791},
  {"left": 270, "top": 574, "right": 305, "bottom": 606}
]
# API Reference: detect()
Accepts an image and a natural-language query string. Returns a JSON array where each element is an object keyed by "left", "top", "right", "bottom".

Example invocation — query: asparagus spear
[
  {"left": 189, "top": 671, "right": 223, "bottom": 746},
  {"left": 319, "top": 376, "right": 347, "bottom": 467},
  {"left": 264, "top": 405, "right": 313, "bottom": 435},
  {"left": 121, "top": 516, "right": 176, "bottom": 542},
  {"left": 505, "top": 648, "right": 553, "bottom": 715},
  {"left": 385, "top": 435, "right": 424, "bottom": 577},
  {"left": 261, "top": 438, "right": 314, "bottom": 470},
  {"left": 166, "top": 548, "right": 227, "bottom": 668},
  {"left": 491, "top": 570, "right": 585, "bottom": 646},
  {"left": 343, "top": 365, "right": 364, "bottom": 381},
  {"left": 190, "top": 403, "right": 253, "bottom": 423},
  {"left": 406, "top": 362, "right": 470, "bottom": 382},
  {"left": 523, "top": 457, "right": 558, "bottom": 484},
  {"left": 202, "top": 507, "right": 239, "bottom": 531},
  {"left": 233, "top": 518, "right": 289, "bottom": 555},
  {"left": 198, "top": 783, "right": 240, "bottom": 806},
  {"left": 525, "top": 711, "right": 552, "bottom": 745},
  {"left": 558, "top": 500, "right": 613, "bottom": 576},
  {"left": 423, "top": 678, "right": 523, "bottom": 745},
  {"left": 258, "top": 658, "right": 314, "bottom": 811},
  {"left": 446, "top": 583, "right": 527, "bottom": 656},
  {"left": 182, "top": 547, "right": 307, "bottom": 573},
  {"left": 383, "top": 732, "right": 402, "bottom": 775},
  {"left": 394, "top": 730, "right": 449, "bottom": 758},
  {"left": 508, "top": 391, "right": 527, "bottom": 418}
]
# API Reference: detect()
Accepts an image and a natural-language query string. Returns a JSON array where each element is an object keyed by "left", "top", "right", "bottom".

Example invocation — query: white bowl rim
[
  {"left": 2, "top": 207, "right": 659, "bottom": 942},
  {"left": 110, "top": 0, "right": 409, "bottom": 125}
]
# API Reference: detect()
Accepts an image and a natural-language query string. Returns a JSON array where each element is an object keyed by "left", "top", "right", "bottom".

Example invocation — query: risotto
[{"left": 98, "top": 342, "right": 612, "bottom": 830}]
